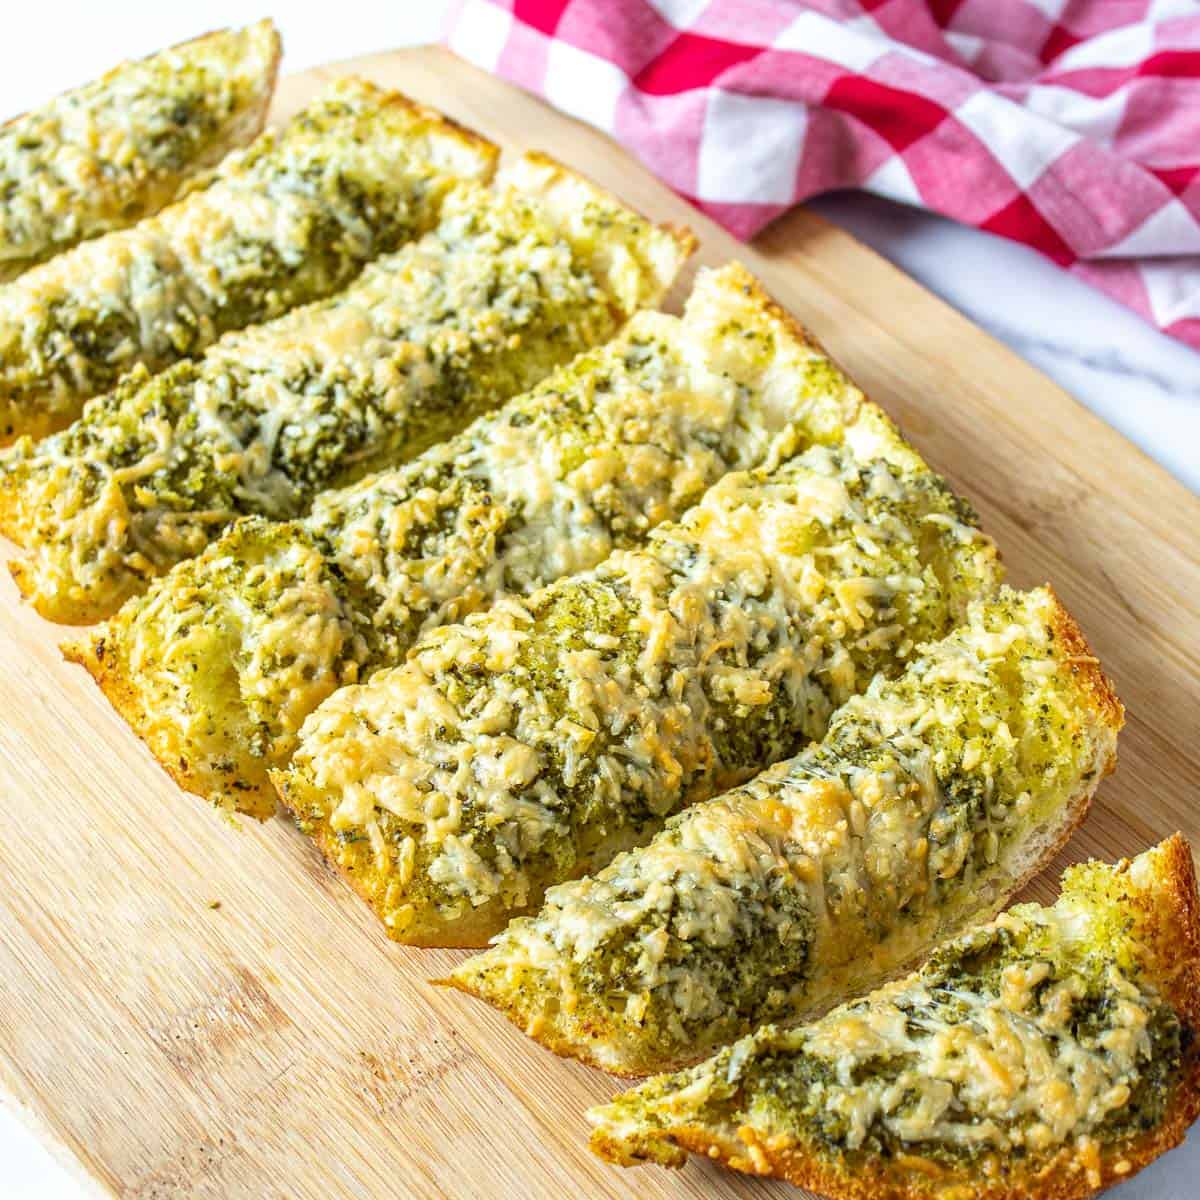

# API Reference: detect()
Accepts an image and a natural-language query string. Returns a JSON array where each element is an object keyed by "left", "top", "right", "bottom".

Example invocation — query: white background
[{"left": 0, "top": 4, "right": 1195, "bottom": 1197}]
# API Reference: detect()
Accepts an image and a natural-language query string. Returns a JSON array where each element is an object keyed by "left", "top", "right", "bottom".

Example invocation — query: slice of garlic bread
[
  {"left": 589, "top": 836, "right": 1200, "bottom": 1200},
  {"left": 0, "top": 21, "right": 281, "bottom": 281},
  {"left": 273, "top": 355, "right": 1003, "bottom": 947},
  {"left": 3, "top": 154, "right": 690, "bottom": 623},
  {"left": 0, "top": 76, "right": 497, "bottom": 445},
  {"left": 448, "top": 586, "right": 1121, "bottom": 1074},
  {"left": 64, "top": 264, "right": 834, "bottom": 817}
]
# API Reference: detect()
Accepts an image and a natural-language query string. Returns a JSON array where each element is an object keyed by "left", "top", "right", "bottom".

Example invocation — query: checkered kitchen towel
[{"left": 446, "top": 0, "right": 1200, "bottom": 352}]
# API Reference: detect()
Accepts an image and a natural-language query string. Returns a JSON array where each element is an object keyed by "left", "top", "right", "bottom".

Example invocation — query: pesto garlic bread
[
  {"left": 3, "top": 154, "right": 690, "bottom": 623},
  {"left": 0, "top": 77, "right": 497, "bottom": 445},
  {"left": 68, "top": 264, "right": 847, "bottom": 818},
  {"left": 590, "top": 836, "right": 1200, "bottom": 1200},
  {"left": 449, "top": 586, "right": 1122, "bottom": 1074},
  {"left": 0, "top": 21, "right": 281, "bottom": 282},
  {"left": 273, "top": 383, "right": 1003, "bottom": 946}
]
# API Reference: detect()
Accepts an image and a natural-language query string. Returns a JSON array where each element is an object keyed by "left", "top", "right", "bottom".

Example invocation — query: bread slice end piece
[
  {"left": 589, "top": 836, "right": 1200, "bottom": 1200},
  {"left": 62, "top": 628, "right": 278, "bottom": 822}
]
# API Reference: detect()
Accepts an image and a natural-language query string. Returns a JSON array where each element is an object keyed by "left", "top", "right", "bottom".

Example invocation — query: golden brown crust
[
  {"left": 517, "top": 148, "right": 697, "bottom": 263},
  {"left": 0, "top": 474, "right": 24, "bottom": 545},
  {"left": 7, "top": 559, "right": 40, "bottom": 615},
  {"left": 1044, "top": 583, "right": 1125, "bottom": 756},
  {"left": 591, "top": 836, "right": 1200, "bottom": 1200},
  {"left": 1147, "top": 834, "right": 1200, "bottom": 1031},
  {"left": 62, "top": 631, "right": 277, "bottom": 821}
]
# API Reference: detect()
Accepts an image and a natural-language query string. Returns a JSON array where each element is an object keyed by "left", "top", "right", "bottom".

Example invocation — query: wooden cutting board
[{"left": 1, "top": 46, "right": 1198, "bottom": 1200}]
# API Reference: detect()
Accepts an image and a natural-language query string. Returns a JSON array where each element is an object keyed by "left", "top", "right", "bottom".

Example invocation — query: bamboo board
[{"left": 1, "top": 47, "right": 1198, "bottom": 1200}]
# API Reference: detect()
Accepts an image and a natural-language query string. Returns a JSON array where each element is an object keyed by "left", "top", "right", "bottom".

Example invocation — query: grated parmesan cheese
[
  {"left": 69, "top": 264, "right": 826, "bottom": 819},
  {"left": 589, "top": 839, "right": 1190, "bottom": 1193},
  {"left": 275, "top": 391, "right": 1002, "bottom": 945},
  {"left": 0, "top": 76, "right": 497, "bottom": 444},
  {"left": 0, "top": 22, "right": 280, "bottom": 281},
  {"left": 452, "top": 587, "right": 1121, "bottom": 1073},
  {"left": 3, "top": 154, "right": 686, "bottom": 622}
]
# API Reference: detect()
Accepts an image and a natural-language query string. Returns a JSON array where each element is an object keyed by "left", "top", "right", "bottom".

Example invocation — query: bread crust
[
  {"left": 514, "top": 149, "right": 697, "bottom": 284},
  {"left": 591, "top": 835, "right": 1200, "bottom": 1199},
  {"left": 1044, "top": 583, "right": 1124, "bottom": 748},
  {"left": 61, "top": 630, "right": 278, "bottom": 821}
]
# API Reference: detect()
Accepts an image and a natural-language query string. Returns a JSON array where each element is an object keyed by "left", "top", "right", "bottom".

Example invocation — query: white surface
[{"left": 0, "top": 5, "right": 1195, "bottom": 1197}]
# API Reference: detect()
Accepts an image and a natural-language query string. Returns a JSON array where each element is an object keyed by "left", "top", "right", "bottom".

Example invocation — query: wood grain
[{"left": 1, "top": 47, "right": 1197, "bottom": 1199}]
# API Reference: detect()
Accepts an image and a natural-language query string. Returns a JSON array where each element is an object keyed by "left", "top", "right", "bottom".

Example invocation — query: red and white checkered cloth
[{"left": 446, "top": 0, "right": 1200, "bottom": 352}]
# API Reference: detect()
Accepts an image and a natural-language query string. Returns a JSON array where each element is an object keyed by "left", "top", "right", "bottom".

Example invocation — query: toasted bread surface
[
  {"left": 4, "top": 147, "right": 690, "bottom": 624},
  {"left": 0, "top": 76, "right": 497, "bottom": 446},
  {"left": 68, "top": 262, "right": 860, "bottom": 826},
  {"left": 0, "top": 21, "right": 281, "bottom": 283},
  {"left": 589, "top": 837, "right": 1200, "bottom": 1200},
  {"left": 447, "top": 586, "right": 1121, "bottom": 1074},
  {"left": 274, "top": 276, "right": 1003, "bottom": 946}
]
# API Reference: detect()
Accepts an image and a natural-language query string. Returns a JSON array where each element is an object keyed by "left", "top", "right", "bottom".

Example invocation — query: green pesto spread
[{"left": 591, "top": 843, "right": 1187, "bottom": 1188}]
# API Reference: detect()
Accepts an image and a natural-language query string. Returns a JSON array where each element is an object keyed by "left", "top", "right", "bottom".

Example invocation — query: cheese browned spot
[
  {"left": 450, "top": 587, "right": 1121, "bottom": 1074},
  {"left": 589, "top": 837, "right": 1200, "bottom": 1200},
  {"left": 0, "top": 21, "right": 280, "bottom": 281},
  {"left": 274, "top": 391, "right": 1002, "bottom": 947},
  {"left": 0, "top": 76, "right": 497, "bottom": 444},
  {"left": 65, "top": 264, "right": 850, "bottom": 817},
  {"left": 3, "top": 154, "right": 689, "bottom": 623}
]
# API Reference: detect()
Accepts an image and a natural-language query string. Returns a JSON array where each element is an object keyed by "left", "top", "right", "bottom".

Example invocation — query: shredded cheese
[
  {"left": 70, "top": 265, "right": 855, "bottom": 820},
  {"left": 589, "top": 839, "right": 1187, "bottom": 1194},
  {"left": 2, "top": 155, "right": 686, "bottom": 621},
  {"left": 0, "top": 22, "right": 279, "bottom": 282},
  {"left": 0, "top": 76, "right": 496, "bottom": 444},
  {"left": 453, "top": 587, "right": 1119, "bottom": 1074},
  {"left": 277, "top": 399, "right": 1001, "bottom": 944}
]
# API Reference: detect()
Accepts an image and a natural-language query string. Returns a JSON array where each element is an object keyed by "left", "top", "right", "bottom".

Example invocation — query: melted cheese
[
  {"left": 70, "top": 264, "right": 857, "bottom": 818},
  {"left": 589, "top": 840, "right": 1188, "bottom": 1189},
  {"left": 0, "top": 76, "right": 496, "bottom": 444},
  {"left": 452, "top": 587, "right": 1119, "bottom": 1073},
  {"left": 1, "top": 156, "right": 687, "bottom": 622},
  {"left": 0, "top": 22, "right": 279, "bottom": 281},
  {"left": 276, "top": 398, "right": 1001, "bottom": 944}
]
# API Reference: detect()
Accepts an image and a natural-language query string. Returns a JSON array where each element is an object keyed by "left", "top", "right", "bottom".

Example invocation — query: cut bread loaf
[
  {"left": 5, "top": 153, "right": 690, "bottom": 623},
  {"left": 448, "top": 585, "right": 1122, "bottom": 1074},
  {"left": 0, "top": 76, "right": 497, "bottom": 445},
  {"left": 0, "top": 21, "right": 281, "bottom": 282},
  {"left": 590, "top": 835, "right": 1200, "bottom": 1200},
  {"left": 61, "top": 264, "right": 846, "bottom": 818},
  {"left": 272, "top": 304, "right": 1003, "bottom": 946}
]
